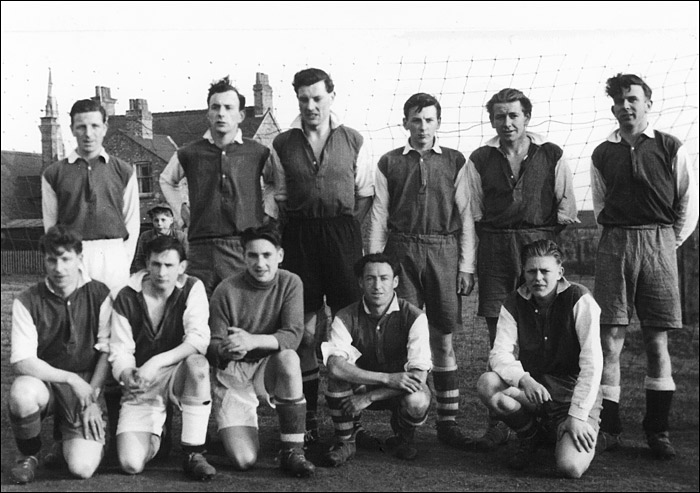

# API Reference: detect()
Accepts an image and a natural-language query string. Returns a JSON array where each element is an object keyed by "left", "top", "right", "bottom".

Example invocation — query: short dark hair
[
  {"left": 148, "top": 205, "right": 173, "bottom": 218},
  {"left": 240, "top": 223, "right": 282, "bottom": 250},
  {"left": 403, "top": 93, "right": 442, "bottom": 121},
  {"left": 70, "top": 99, "right": 107, "bottom": 125},
  {"left": 520, "top": 239, "right": 564, "bottom": 267},
  {"left": 292, "top": 68, "right": 334, "bottom": 95},
  {"left": 207, "top": 75, "right": 246, "bottom": 109},
  {"left": 40, "top": 225, "right": 83, "bottom": 256},
  {"left": 605, "top": 73, "right": 652, "bottom": 101},
  {"left": 145, "top": 235, "right": 187, "bottom": 262},
  {"left": 353, "top": 253, "right": 400, "bottom": 278},
  {"left": 486, "top": 88, "right": 532, "bottom": 119}
]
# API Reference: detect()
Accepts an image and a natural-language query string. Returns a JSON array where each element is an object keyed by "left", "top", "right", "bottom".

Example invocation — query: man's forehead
[
  {"left": 620, "top": 85, "right": 647, "bottom": 98},
  {"left": 364, "top": 262, "right": 394, "bottom": 274},
  {"left": 209, "top": 90, "right": 240, "bottom": 106},
  {"left": 297, "top": 80, "right": 330, "bottom": 96},
  {"left": 46, "top": 247, "right": 78, "bottom": 258},
  {"left": 149, "top": 249, "right": 181, "bottom": 262},
  {"left": 407, "top": 105, "right": 438, "bottom": 118},
  {"left": 72, "top": 111, "right": 104, "bottom": 123},
  {"left": 245, "top": 238, "right": 279, "bottom": 252},
  {"left": 492, "top": 101, "right": 525, "bottom": 113}
]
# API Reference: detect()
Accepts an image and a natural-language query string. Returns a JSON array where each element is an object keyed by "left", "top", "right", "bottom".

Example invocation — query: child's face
[{"left": 152, "top": 212, "right": 174, "bottom": 235}]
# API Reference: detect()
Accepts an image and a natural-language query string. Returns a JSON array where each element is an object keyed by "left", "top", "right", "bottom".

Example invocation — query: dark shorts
[
  {"left": 188, "top": 236, "right": 245, "bottom": 297},
  {"left": 384, "top": 233, "right": 461, "bottom": 334},
  {"left": 282, "top": 216, "right": 362, "bottom": 313},
  {"left": 44, "top": 371, "right": 106, "bottom": 444},
  {"left": 476, "top": 228, "right": 556, "bottom": 318},
  {"left": 594, "top": 226, "right": 682, "bottom": 329},
  {"left": 521, "top": 374, "right": 601, "bottom": 443}
]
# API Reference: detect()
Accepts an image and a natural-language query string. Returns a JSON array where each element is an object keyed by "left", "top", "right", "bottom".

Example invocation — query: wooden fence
[{"left": 1, "top": 250, "right": 44, "bottom": 275}]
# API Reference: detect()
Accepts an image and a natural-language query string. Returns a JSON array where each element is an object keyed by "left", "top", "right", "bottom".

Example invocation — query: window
[{"left": 136, "top": 161, "right": 154, "bottom": 196}]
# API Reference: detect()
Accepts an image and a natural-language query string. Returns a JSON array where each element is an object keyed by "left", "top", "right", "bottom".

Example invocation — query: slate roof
[{"left": 107, "top": 107, "right": 267, "bottom": 148}]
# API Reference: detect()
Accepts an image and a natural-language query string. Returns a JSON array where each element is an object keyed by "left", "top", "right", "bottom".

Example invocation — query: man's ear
[
  {"left": 179, "top": 259, "right": 188, "bottom": 276},
  {"left": 277, "top": 247, "right": 284, "bottom": 264},
  {"left": 393, "top": 276, "right": 399, "bottom": 289}
]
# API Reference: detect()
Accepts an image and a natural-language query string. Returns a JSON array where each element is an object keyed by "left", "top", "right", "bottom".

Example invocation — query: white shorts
[
  {"left": 213, "top": 357, "right": 275, "bottom": 430},
  {"left": 116, "top": 362, "right": 182, "bottom": 436},
  {"left": 82, "top": 238, "right": 131, "bottom": 293}
]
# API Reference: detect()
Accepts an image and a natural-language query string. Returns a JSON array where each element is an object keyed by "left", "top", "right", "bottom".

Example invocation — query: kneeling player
[
  {"left": 322, "top": 253, "right": 432, "bottom": 465},
  {"left": 207, "top": 224, "right": 315, "bottom": 477},
  {"left": 110, "top": 236, "right": 216, "bottom": 480},
  {"left": 9, "top": 226, "right": 111, "bottom": 484},
  {"left": 477, "top": 240, "right": 602, "bottom": 478}
]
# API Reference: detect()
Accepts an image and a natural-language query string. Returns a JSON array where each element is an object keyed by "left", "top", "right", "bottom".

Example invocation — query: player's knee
[
  {"left": 556, "top": 456, "right": 588, "bottom": 479},
  {"left": 476, "top": 372, "right": 500, "bottom": 407},
  {"left": 403, "top": 390, "right": 430, "bottom": 417},
  {"left": 67, "top": 458, "right": 100, "bottom": 479},
  {"left": 119, "top": 455, "right": 147, "bottom": 475},
  {"left": 9, "top": 377, "right": 45, "bottom": 415},
  {"left": 184, "top": 354, "right": 210, "bottom": 381},
  {"left": 275, "top": 349, "right": 301, "bottom": 376},
  {"left": 228, "top": 448, "right": 257, "bottom": 471}
]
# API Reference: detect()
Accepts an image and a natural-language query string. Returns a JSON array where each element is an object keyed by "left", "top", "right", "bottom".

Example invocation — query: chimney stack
[
  {"left": 253, "top": 72, "right": 273, "bottom": 117},
  {"left": 92, "top": 86, "right": 117, "bottom": 116},
  {"left": 126, "top": 98, "right": 153, "bottom": 140}
]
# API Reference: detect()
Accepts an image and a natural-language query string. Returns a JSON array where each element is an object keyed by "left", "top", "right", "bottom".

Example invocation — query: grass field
[{"left": 1, "top": 273, "right": 698, "bottom": 492}]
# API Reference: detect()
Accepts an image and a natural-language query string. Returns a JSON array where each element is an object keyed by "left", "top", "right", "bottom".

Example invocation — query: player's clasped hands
[
  {"left": 119, "top": 368, "right": 149, "bottom": 397},
  {"left": 386, "top": 372, "right": 423, "bottom": 393},
  {"left": 222, "top": 327, "right": 252, "bottom": 360}
]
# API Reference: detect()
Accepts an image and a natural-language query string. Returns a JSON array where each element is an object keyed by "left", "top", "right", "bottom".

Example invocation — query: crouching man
[
  {"left": 9, "top": 226, "right": 111, "bottom": 484},
  {"left": 109, "top": 236, "right": 216, "bottom": 481},
  {"left": 477, "top": 240, "right": 603, "bottom": 478},
  {"left": 322, "top": 253, "right": 432, "bottom": 465},
  {"left": 207, "top": 224, "right": 315, "bottom": 478}
]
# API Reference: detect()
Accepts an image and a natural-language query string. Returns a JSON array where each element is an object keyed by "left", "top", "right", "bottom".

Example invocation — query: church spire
[
  {"left": 44, "top": 68, "right": 59, "bottom": 118},
  {"left": 39, "top": 68, "right": 65, "bottom": 170}
]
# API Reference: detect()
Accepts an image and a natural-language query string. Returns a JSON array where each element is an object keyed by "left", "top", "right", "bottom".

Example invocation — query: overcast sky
[{"left": 1, "top": 1, "right": 698, "bottom": 208}]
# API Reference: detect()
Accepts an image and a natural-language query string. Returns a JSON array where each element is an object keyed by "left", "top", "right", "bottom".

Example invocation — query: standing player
[
  {"left": 477, "top": 240, "right": 602, "bottom": 478},
  {"left": 368, "top": 92, "right": 476, "bottom": 449},
  {"left": 42, "top": 98, "right": 140, "bottom": 292},
  {"left": 208, "top": 224, "right": 316, "bottom": 477},
  {"left": 9, "top": 226, "right": 111, "bottom": 484},
  {"left": 273, "top": 68, "right": 374, "bottom": 444},
  {"left": 160, "top": 76, "right": 278, "bottom": 297},
  {"left": 109, "top": 235, "right": 216, "bottom": 480},
  {"left": 591, "top": 73, "right": 698, "bottom": 458},
  {"left": 466, "top": 87, "right": 578, "bottom": 449}
]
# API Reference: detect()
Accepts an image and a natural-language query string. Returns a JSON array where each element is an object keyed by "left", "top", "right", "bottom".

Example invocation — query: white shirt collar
[
  {"left": 402, "top": 138, "right": 443, "bottom": 155},
  {"left": 484, "top": 131, "right": 546, "bottom": 149},
  {"left": 361, "top": 292, "right": 400, "bottom": 316},
  {"left": 67, "top": 148, "right": 110, "bottom": 164},
  {"left": 605, "top": 123, "right": 656, "bottom": 143},
  {"left": 203, "top": 128, "right": 244, "bottom": 144},
  {"left": 290, "top": 111, "right": 342, "bottom": 131}
]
